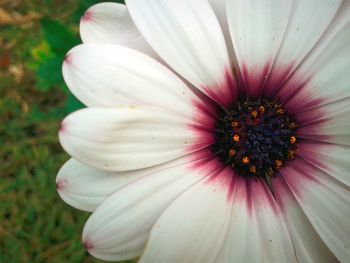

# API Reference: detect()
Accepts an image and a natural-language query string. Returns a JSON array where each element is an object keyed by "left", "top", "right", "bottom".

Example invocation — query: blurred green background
[{"left": 0, "top": 0, "right": 134, "bottom": 262}]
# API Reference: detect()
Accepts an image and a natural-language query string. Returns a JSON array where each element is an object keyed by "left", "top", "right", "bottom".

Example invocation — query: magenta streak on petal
[
  {"left": 232, "top": 177, "right": 254, "bottom": 213},
  {"left": 232, "top": 176, "right": 281, "bottom": 215},
  {"left": 295, "top": 142, "right": 329, "bottom": 171},
  {"left": 206, "top": 164, "right": 237, "bottom": 201},
  {"left": 294, "top": 108, "right": 331, "bottom": 143},
  {"left": 203, "top": 69, "right": 237, "bottom": 109},
  {"left": 240, "top": 63, "right": 272, "bottom": 98},
  {"left": 276, "top": 76, "right": 313, "bottom": 109},
  {"left": 188, "top": 149, "right": 222, "bottom": 176},
  {"left": 190, "top": 97, "right": 217, "bottom": 130},
  {"left": 249, "top": 179, "right": 279, "bottom": 214},
  {"left": 280, "top": 75, "right": 327, "bottom": 115},
  {"left": 263, "top": 63, "right": 296, "bottom": 97},
  {"left": 186, "top": 148, "right": 236, "bottom": 201},
  {"left": 270, "top": 175, "right": 290, "bottom": 212},
  {"left": 187, "top": 98, "right": 218, "bottom": 154},
  {"left": 279, "top": 158, "right": 320, "bottom": 200},
  {"left": 292, "top": 106, "right": 328, "bottom": 127}
]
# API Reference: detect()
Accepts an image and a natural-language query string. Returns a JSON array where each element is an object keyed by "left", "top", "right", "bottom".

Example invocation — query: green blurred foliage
[{"left": 0, "top": 0, "right": 133, "bottom": 262}]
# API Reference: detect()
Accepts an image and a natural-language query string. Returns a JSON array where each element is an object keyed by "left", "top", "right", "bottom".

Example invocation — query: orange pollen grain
[
  {"left": 231, "top": 121, "right": 239, "bottom": 128},
  {"left": 290, "top": 136, "right": 297, "bottom": 144},
  {"left": 250, "top": 165, "right": 257, "bottom": 173},
  {"left": 275, "top": 160, "right": 283, "bottom": 169},
  {"left": 259, "top": 106, "right": 265, "bottom": 113},
  {"left": 251, "top": 111, "right": 258, "bottom": 118},
  {"left": 233, "top": 135, "right": 240, "bottom": 142},
  {"left": 242, "top": 156, "right": 249, "bottom": 164},
  {"left": 276, "top": 108, "right": 284, "bottom": 115},
  {"left": 229, "top": 149, "right": 236, "bottom": 157}
]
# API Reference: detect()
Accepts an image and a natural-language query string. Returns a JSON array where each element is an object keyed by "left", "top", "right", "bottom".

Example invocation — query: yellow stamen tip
[
  {"left": 275, "top": 160, "right": 283, "bottom": 169},
  {"left": 259, "top": 106, "right": 265, "bottom": 113},
  {"left": 242, "top": 156, "right": 249, "bottom": 164},
  {"left": 233, "top": 135, "right": 240, "bottom": 142},
  {"left": 276, "top": 108, "right": 284, "bottom": 115},
  {"left": 251, "top": 111, "right": 258, "bottom": 118},
  {"left": 290, "top": 136, "right": 297, "bottom": 144},
  {"left": 250, "top": 165, "right": 256, "bottom": 173}
]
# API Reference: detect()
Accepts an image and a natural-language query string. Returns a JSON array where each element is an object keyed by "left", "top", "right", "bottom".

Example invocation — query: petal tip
[
  {"left": 81, "top": 10, "right": 93, "bottom": 22},
  {"left": 63, "top": 53, "right": 72, "bottom": 66},
  {"left": 83, "top": 239, "right": 94, "bottom": 252},
  {"left": 56, "top": 179, "right": 67, "bottom": 191},
  {"left": 59, "top": 121, "right": 66, "bottom": 133}
]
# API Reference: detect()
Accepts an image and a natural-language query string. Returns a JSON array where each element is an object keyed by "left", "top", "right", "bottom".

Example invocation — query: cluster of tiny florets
[{"left": 212, "top": 96, "right": 298, "bottom": 183}]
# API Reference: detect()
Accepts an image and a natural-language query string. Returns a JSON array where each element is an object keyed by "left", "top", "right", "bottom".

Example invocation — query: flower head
[{"left": 57, "top": 1, "right": 350, "bottom": 262}]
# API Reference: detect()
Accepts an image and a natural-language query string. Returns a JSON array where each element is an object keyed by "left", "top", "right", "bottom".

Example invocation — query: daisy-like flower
[{"left": 57, "top": 0, "right": 350, "bottom": 262}]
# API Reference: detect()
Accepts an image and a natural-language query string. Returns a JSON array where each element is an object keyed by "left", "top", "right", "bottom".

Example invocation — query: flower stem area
[{"left": 0, "top": 0, "right": 133, "bottom": 262}]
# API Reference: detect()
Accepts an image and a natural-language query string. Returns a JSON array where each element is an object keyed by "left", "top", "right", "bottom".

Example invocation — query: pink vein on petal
[
  {"left": 263, "top": 63, "right": 296, "bottom": 97},
  {"left": 203, "top": 69, "right": 237, "bottom": 109},
  {"left": 240, "top": 63, "right": 272, "bottom": 98},
  {"left": 280, "top": 158, "right": 320, "bottom": 200}
]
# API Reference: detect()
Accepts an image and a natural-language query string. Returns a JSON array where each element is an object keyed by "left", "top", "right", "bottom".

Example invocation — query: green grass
[{"left": 0, "top": 0, "right": 133, "bottom": 262}]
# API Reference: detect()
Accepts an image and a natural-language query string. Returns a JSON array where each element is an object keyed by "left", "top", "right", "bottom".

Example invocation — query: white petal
[
  {"left": 227, "top": 0, "right": 293, "bottom": 96},
  {"left": 279, "top": 0, "right": 350, "bottom": 92},
  {"left": 82, "top": 152, "right": 217, "bottom": 261},
  {"left": 296, "top": 99, "right": 350, "bottom": 146},
  {"left": 265, "top": 0, "right": 342, "bottom": 95},
  {"left": 272, "top": 177, "right": 337, "bottom": 263},
  {"left": 208, "top": 0, "right": 236, "bottom": 67},
  {"left": 208, "top": 0, "right": 227, "bottom": 33},
  {"left": 140, "top": 169, "right": 234, "bottom": 263},
  {"left": 281, "top": 22, "right": 350, "bottom": 112},
  {"left": 297, "top": 142, "right": 350, "bottom": 187},
  {"left": 125, "top": 0, "right": 236, "bottom": 107},
  {"left": 57, "top": 158, "right": 193, "bottom": 212},
  {"left": 282, "top": 159, "right": 350, "bottom": 262},
  {"left": 59, "top": 106, "right": 205, "bottom": 171},
  {"left": 63, "top": 44, "right": 198, "bottom": 116},
  {"left": 80, "top": 2, "right": 156, "bottom": 58},
  {"left": 215, "top": 177, "right": 296, "bottom": 263}
]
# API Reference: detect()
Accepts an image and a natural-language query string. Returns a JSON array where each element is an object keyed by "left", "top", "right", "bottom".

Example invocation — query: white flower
[{"left": 57, "top": 1, "right": 350, "bottom": 262}]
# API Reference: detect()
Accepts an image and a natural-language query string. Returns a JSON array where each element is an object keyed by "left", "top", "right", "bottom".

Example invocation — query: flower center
[{"left": 212, "top": 96, "right": 298, "bottom": 182}]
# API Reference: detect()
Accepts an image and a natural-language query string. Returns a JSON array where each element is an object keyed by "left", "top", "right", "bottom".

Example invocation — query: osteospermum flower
[{"left": 57, "top": 0, "right": 350, "bottom": 262}]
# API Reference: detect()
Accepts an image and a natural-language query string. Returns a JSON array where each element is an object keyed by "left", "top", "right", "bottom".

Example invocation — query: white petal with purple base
[
  {"left": 59, "top": 106, "right": 202, "bottom": 172},
  {"left": 227, "top": 0, "right": 292, "bottom": 96},
  {"left": 140, "top": 172, "right": 233, "bottom": 263},
  {"left": 82, "top": 155, "right": 213, "bottom": 261},
  {"left": 215, "top": 178, "right": 296, "bottom": 262},
  {"left": 126, "top": 0, "right": 235, "bottom": 106},
  {"left": 282, "top": 159, "right": 350, "bottom": 262}
]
